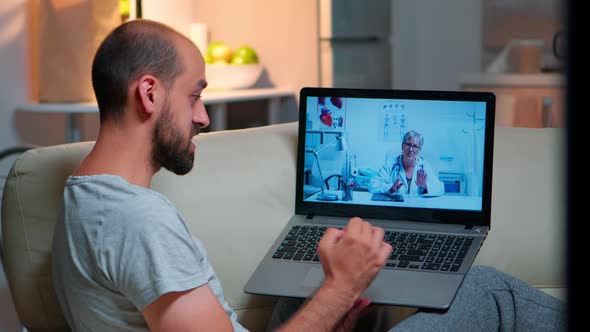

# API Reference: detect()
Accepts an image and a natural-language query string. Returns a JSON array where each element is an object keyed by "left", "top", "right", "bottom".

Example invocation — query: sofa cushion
[{"left": 474, "top": 126, "right": 566, "bottom": 294}]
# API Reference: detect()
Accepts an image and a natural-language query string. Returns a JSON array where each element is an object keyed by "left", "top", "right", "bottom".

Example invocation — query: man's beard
[{"left": 151, "top": 100, "right": 196, "bottom": 175}]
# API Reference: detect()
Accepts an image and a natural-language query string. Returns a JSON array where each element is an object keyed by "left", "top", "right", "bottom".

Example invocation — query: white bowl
[{"left": 205, "top": 63, "right": 263, "bottom": 90}]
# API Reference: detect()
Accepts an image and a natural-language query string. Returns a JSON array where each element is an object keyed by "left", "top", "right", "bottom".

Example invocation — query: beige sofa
[{"left": 1, "top": 121, "right": 567, "bottom": 331}]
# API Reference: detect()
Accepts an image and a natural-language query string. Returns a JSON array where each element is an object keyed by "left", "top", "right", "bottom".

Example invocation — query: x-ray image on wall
[{"left": 380, "top": 102, "right": 406, "bottom": 142}]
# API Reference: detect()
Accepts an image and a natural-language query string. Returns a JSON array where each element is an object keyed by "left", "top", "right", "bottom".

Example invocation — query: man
[{"left": 51, "top": 19, "right": 391, "bottom": 332}]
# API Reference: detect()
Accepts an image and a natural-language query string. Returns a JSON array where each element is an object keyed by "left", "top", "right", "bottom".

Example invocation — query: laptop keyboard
[{"left": 271, "top": 225, "right": 475, "bottom": 273}]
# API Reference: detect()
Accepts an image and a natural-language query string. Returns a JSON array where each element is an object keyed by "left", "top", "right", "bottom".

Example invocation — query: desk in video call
[{"left": 305, "top": 190, "right": 481, "bottom": 210}]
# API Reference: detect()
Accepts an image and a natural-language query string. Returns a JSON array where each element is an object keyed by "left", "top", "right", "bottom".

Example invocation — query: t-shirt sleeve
[{"left": 98, "top": 194, "right": 210, "bottom": 311}]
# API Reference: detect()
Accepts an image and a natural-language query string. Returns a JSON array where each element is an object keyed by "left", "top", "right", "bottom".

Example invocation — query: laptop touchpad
[{"left": 302, "top": 267, "right": 324, "bottom": 287}]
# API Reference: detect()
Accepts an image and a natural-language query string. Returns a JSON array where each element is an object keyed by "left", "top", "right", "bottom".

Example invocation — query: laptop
[{"left": 244, "top": 87, "right": 495, "bottom": 310}]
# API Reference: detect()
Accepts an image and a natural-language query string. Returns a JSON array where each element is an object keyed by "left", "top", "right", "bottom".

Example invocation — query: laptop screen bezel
[{"left": 295, "top": 87, "right": 495, "bottom": 227}]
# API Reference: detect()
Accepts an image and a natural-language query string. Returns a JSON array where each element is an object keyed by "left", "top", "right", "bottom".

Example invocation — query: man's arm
[
  {"left": 142, "top": 218, "right": 390, "bottom": 332},
  {"left": 143, "top": 284, "right": 234, "bottom": 332},
  {"left": 275, "top": 218, "right": 392, "bottom": 332}
]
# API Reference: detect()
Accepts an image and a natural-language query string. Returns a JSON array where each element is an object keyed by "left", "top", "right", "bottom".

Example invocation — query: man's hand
[
  {"left": 275, "top": 218, "right": 391, "bottom": 332},
  {"left": 318, "top": 217, "right": 392, "bottom": 301}
]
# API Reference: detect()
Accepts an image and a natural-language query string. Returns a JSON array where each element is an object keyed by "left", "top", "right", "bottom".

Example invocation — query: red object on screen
[
  {"left": 330, "top": 97, "right": 343, "bottom": 109},
  {"left": 320, "top": 106, "right": 333, "bottom": 127}
]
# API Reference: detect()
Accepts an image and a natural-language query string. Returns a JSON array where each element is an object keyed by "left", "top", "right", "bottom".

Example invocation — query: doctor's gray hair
[{"left": 402, "top": 130, "right": 424, "bottom": 148}]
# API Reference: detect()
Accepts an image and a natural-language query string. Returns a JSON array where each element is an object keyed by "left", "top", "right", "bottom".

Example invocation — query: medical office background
[{"left": 304, "top": 96, "right": 486, "bottom": 199}]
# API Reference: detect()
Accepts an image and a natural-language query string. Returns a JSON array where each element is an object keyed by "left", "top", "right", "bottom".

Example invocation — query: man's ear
[{"left": 137, "top": 75, "right": 161, "bottom": 115}]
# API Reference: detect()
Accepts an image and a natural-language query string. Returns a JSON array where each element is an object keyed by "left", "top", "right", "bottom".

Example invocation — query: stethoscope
[
  {"left": 391, "top": 155, "right": 406, "bottom": 189},
  {"left": 391, "top": 155, "right": 403, "bottom": 175},
  {"left": 391, "top": 155, "right": 424, "bottom": 191}
]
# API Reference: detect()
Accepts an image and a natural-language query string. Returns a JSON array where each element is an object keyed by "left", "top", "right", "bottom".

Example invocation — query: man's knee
[
  {"left": 464, "top": 265, "right": 534, "bottom": 296},
  {"left": 461, "top": 265, "right": 509, "bottom": 293},
  {"left": 468, "top": 265, "right": 500, "bottom": 279}
]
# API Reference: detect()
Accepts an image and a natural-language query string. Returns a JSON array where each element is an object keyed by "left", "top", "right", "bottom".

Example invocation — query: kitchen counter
[
  {"left": 457, "top": 73, "right": 565, "bottom": 87},
  {"left": 459, "top": 73, "right": 565, "bottom": 128}
]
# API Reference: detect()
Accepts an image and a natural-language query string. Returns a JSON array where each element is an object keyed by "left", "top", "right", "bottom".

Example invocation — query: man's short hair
[{"left": 91, "top": 19, "right": 185, "bottom": 122}]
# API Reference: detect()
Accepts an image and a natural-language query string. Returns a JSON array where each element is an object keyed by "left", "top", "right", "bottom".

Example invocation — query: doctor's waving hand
[{"left": 368, "top": 130, "right": 444, "bottom": 196}]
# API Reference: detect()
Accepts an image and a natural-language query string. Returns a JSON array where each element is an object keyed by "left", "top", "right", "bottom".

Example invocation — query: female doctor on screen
[{"left": 368, "top": 130, "right": 445, "bottom": 196}]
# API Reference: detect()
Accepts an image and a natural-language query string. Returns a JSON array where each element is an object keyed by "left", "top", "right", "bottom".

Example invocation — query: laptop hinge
[
  {"left": 464, "top": 224, "right": 474, "bottom": 230},
  {"left": 306, "top": 213, "right": 314, "bottom": 219}
]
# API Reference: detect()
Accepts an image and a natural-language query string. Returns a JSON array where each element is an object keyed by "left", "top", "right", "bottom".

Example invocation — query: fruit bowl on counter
[
  {"left": 205, "top": 63, "right": 264, "bottom": 90},
  {"left": 204, "top": 42, "right": 263, "bottom": 90}
]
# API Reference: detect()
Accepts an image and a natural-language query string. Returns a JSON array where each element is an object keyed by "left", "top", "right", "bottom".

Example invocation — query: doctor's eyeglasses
[{"left": 403, "top": 142, "right": 421, "bottom": 151}]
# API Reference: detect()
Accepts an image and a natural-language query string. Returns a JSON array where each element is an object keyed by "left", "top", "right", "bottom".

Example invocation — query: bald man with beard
[{"left": 51, "top": 19, "right": 391, "bottom": 332}]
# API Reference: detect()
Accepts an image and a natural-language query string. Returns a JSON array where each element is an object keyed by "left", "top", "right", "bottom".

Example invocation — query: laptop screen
[{"left": 295, "top": 88, "right": 495, "bottom": 226}]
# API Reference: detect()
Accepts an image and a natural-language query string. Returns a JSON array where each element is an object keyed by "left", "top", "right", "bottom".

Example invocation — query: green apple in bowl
[
  {"left": 205, "top": 44, "right": 262, "bottom": 89},
  {"left": 206, "top": 41, "right": 233, "bottom": 64},
  {"left": 203, "top": 53, "right": 214, "bottom": 64},
  {"left": 230, "top": 45, "right": 259, "bottom": 64}
]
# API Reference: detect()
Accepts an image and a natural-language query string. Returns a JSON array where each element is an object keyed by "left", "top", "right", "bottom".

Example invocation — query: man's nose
[{"left": 194, "top": 102, "right": 210, "bottom": 129}]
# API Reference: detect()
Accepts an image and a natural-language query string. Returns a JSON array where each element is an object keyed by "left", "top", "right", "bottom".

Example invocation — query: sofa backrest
[
  {"left": 1, "top": 122, "right": 299, "bottom": 331},
  {"left": 474, "top": 126, "right": 566, "bottom": 288},
  {"left": 2, "top": 143, "right": 90, "bottom": 331},
  {"left": 1, "top": 121, "right": 566, "bottom": 331}
]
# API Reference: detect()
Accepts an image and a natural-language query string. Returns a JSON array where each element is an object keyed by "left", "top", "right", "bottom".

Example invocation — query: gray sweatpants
[{"left": 267, "top": 266, "right": 567, "bottom": 331}]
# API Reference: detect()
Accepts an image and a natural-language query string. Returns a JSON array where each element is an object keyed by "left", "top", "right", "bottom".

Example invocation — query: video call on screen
[{"left": 302, "top": 96, "right": 488, "bottom": 212}]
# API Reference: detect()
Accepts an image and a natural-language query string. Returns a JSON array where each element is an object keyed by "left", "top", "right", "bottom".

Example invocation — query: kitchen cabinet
[{"left": 459, "top": 73, "right": 565, "bottom": 128}]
